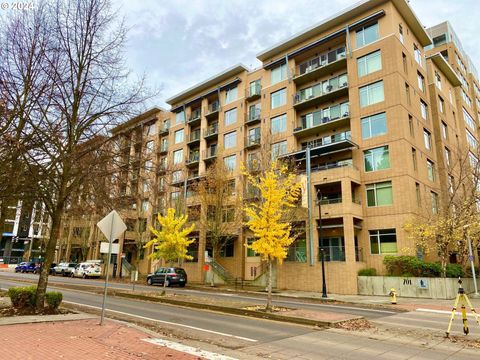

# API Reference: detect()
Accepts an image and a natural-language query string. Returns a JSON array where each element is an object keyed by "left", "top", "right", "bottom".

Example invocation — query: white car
[
  {"left": 71, "top": 262, "right": 102, "bottom": 279},
  {"left": 53, "top": 262, "right": 77, "bottom": 276}
]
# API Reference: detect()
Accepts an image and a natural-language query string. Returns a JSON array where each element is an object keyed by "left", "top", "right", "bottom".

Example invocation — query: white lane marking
[
  {"left": 417, "top": 308, "right": 480, "bottom": 318},
  {"left": 143, "top": 338, "right": 238, "bottom": 360},
  {"left": 63, "top": 301, "right": 257, "bottom": 342}
]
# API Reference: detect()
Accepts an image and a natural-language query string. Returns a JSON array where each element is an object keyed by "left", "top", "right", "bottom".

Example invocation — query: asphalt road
[{"left": 0, "top": 272, "right": 396, "bottom": 320}]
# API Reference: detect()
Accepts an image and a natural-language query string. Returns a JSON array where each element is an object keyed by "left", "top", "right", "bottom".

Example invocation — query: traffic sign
[{"left": 97, "top": 210, "right": 126, "bottom": 242}]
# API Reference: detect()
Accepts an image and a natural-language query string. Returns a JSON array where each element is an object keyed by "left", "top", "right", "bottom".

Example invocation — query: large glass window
[
  {"left": 366, "top": 181, "right": 393, "bottom": 207},
  {"left": 466, "top": 130, "right": 478, "bottom": 148},
  {"left": 417, "top": 72, "right": 425, "bottom": 92},
  {"left": 174, "top": 129, "right": 184, "bottom": 144},
  {"left": 146, "top": 123, "right": 156, "bottom": 136},
  {"left": 356, "top": 22, "right": 379, "bottom": 48},
  {"left": 370, "top": 229, "right": 397, "bottom": 254},
  {"left": 423, "top": 129, "right": 431, "bottom": 150},
  {"left": 224, "top": 108, "right": 237, "bottom": 126},
  {"left": 145, "top": 141, "right": 154, "bottom": 154},
  {"left": 225, "top": 86, "right": 238, "bottom": 104},
  {"left": 224, "top": 155, "right": 236, "bottom": 172},
  {"left": 431, "top": 192, "right": 439, "bottom": 214},
  {"left": 271, "top": 114, "right": 287, "bottom": 134},
  {"left": 359, "top": 81, "right": 384, "bottom": 107},
  {"left": 420, "top": 100, "right": 428, "bottom": 120},
  {"left": 173, "top": 149, "right": 183, "bottom": 164},
  {"left": 175, "top": 111, "right": 185, "bottom": 125},
  {"left": 224, "top": 131, "right": 237, "bottom": 149},
  {"left": 361, "top": 112, "right": 387, "bottom": 139},
  {"left": 271, "top": 88, "right": 287, "bottom": 109},
  {"left": 364, "top": 146, "right": 390, "bottom": 172},
  {"left": 271, "top": 63, "right": 287, "bottom": 84},
  {"left": 414, "top": 44, "right": 422, "bottom": 66},
  {"left": 357, "top": 50, "right": 382, "bottom": 77},
  {"left": 427, "top": 159, "right": 435, "bottom": 181},
  {"left": 463, "top": 108, "right": 476, "bottom": 129},
  {"left": 271, "top": 141, "right": 287, "bottom": 159}
]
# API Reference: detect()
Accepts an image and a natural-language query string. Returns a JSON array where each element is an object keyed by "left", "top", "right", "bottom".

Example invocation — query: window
[
  {"left": 225, "top": 86, "right": 238, "bottom": 104},
  {"left": 361, "top": 112, "right": 387, "bottom": 139},
  {"left": 417, "top": 72, "right": 425, "bottom": 92},
  {"left": 439, "top": 96, "right": 444, "bottom": 113},
  {"left": 399, "top": 24, "right": 404, "bottom": 44},
  {"left": 224, "top": 131, "right": 237, "bottom": 149},
  {"left": 402, "top": 53, "right": 408, "bottom": 73},
  {"left": 357, "top": 50, "right": 382, "bottom": 77},
  {"left": 427, "top": 159, "right": 435, "bottom": 181},
  {"left": 224, "top": 108, "right": 237, "bottom": 126},
  {"left": 431, "top": 192, "right": 439, "bottom": 214},
  {"left": 405, "top": 83, "right": 411, "bottom": 105},
  {"left": 366, "top": 181, "right": 393, "bottom": 207},
  {"left": 408, "top": 115, "right": 414, "bottom": 137},
  {"left": 466, "top": 130, "right": 478, "bottom": 148},
  {"left": 171, "top": 191, "right": 180, "bottom": 202},
  {"left": 271, "top": 88, "right": 287, "bottom": 109},
  {"left": 143, "top": 180, "right": 150, "bottom": 193},
  {"left": 445, "top": 147, "right": 451, "bottom": 166},
  {"left": 141, "top": 200, "right": 150, "bottom": 212},
  {"left": 463, "top": 108, "right": 476, "bottom": 129},
  {"left": 414, "top": 44, "right": 422, "bottom": 66},
  {"left": 359, "top": 81, "right": 384, "bottom": 107},
  {"left": 370, "top": 229, "right": 397, "bottom": 254},
  {"left": 412, "top": 148, "right": 417, "bottom": 171},
  {"left": 172, "top": 170, "right": 182, "bottom": 183},
  {"left": 145, "top": 141, "right": 154, "bottom": 154},
  {"left": 173, "top": 149, "right": 183, "bottom": 164},
  {"left": 146, "top": 123, "right": 155, "bottom": 136},
  {"left": 174, "top": 129, "right": 184, "bottom": 144},
  {"left": 226, "top": 179, "right": 236, "bottom": 196},
  {"left": 219, "top": 239, "right": 234, "bottom": 257},
  {"left": 271, "top": 141, "right": 287, "bottom": 159},
  {"left": 415, "top": 182, "right": 421, "bottom": 206},
  {"left": 441, "top": 122, "right": 448, "bottom": 139},
  {"left": 271, "top": 63, "right": 287, "bottom": 84},
  {"left": 222, "top": 207, "right": 235, "bottom": 223},
  {"left": 435, "top": 72, "right": 442, "bottom": 89},
  {"left": 175, "top": 111, "right": 185, "bottom": 125},
  {"left": 145, "top": 159, "right": 153, "bottom": 171},
  {"left": 364, "top": 146, "right": 390, "bottom": 172},
  {"left": 356, "top": 22, "right": 379, "bottom": 48},
  {"left": 224, "top": 154, "right": 236, "bottom": 172},
  {"left": 448, "top": 175, "right": 454, "bottom": 194},
  {"left": 271, "top": 114, "right": 287, "bottom": 134},
  {"left": 423, "top": 129, "right": 431, "bottom": 150},
  {"left": 246, "top": 238, "right": 258, "bottom": 257},
  {"left": 420, "top": 100, "right": 428, "bottom": 120}
]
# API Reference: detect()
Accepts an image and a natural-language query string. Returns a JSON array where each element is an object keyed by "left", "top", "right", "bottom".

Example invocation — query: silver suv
[{"left": 53, "top": 262, "right": 77, "bottom": 276}]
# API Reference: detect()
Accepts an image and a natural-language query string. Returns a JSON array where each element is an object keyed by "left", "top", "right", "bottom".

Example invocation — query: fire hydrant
[{"left": 389, "top": 288, "right": 397, "bottom": 304}]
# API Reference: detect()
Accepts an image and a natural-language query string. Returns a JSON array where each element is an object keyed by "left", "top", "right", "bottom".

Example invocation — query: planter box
[{"left": 358, "top": 276, "right": 477, "bottom": 299}]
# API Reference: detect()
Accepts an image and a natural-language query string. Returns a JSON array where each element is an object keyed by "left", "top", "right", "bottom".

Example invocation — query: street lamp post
[{"left": 317, "top": 189, "right": 327, "bottom": 298}]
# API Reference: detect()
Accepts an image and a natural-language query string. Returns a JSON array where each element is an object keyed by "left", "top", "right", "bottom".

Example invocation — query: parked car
[
  {"left": 53, "top": 263, "right": 77, "bottom": 276},
  {"left": 33, "top": 263, "right": 57, "bottom": 274},
  {"left": 14, "top": 262, "right": 36, "bottom": 273},
  {"left": 146, "top": 267, "right": 187, "bottom": 287},
  {"left": 71, "top": 262, "right": 101, "bottom": 279}
]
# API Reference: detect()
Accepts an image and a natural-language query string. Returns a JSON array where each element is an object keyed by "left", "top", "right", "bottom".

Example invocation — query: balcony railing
[
  {"left": 246, "top": 159, "right": 261, "bottom": 172},
  {"left": 204, "top": 123, "right": 218, "bottom": 138},
  {"left": 186, "top": 153, "right": 200, "bottom": 166},
  {"left": 188, "top": 108, "right": 202, "bottom": 123},
  {"left": 188, "top": 129, "right": 201, "bottom": 143},
  {"left": 206, "top": 101, "right": 221, "bottom": 118},
  {"left": 246, "top": 107, "right": 261, "bottom": 124},
  {"left": 245, "top": 133, "right": 261, "bottom": 148},
  {"left": 294, "top": 102, "right": 350, "bottom": 137},
  {"left": 294, "top": 74, "right": 348, "bottom": 106},
  {"left": 318, "top": 196, "right": 342, "bottom": 205},
  {"left": 246, "top": 82, "right": 261, "bottom": 100},
  {"left": 296, "top": 46, "right": 346, "bottom": 77},
  {"left": 158, "top": 144, "right": 168, "bottom": 154},
  {"left": 302, "top": 131, "right": 351, "bottom": 150},
  {"left": 203, "top": 147, "right": 217, "bottom": 160},
  {"left": 318, "top": 246, "right": 346, "bottom": 262}
]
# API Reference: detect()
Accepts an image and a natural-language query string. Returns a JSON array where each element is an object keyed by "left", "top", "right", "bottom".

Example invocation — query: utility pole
[{"left": 317, "top": 189, "right": 327, "bottom": 298}]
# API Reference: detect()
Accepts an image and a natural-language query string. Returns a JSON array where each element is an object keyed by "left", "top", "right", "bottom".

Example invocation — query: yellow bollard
[{"left": 389, "top": 288, "right": 397, "bottom": 304}]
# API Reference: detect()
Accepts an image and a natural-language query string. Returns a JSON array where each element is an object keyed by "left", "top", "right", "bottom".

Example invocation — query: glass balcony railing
[
  {"left": 294, "top": 73, "right": 348, "bottom": 105},
  {"left": 296, "top": 102, "right": 349, "bottom": 131},
  {"left": 246, "top": 82, "right": 262, "bottom": 99},
  {"left": 207, "top": 101, "right": 220, "bottom": 115},
  {"left": 301, "top": 131, "right": 351, "bottom": 150},
  {"left": 187, "top": 153, "right": 200, "bottom": 164},
  {"left": 189, "top": 129, "right": 201, "bottom": 142},
  {"left": 318, "top": 246, "right": 346, "bottom": 262},
  {"left": 246, "top": 107, "right": 262, "bottom": 123},
  {"left": 188, "top": 108, "right": 201, "bottom": 123},
  {"left": 246, "top": 132, "right": 261, "bottom": 147},
  {"left": 318, "top": 196, "right": 342, "bottom": 205},
  {"left": 204, "top": 147, "right": 217, "bottom": 159},
  {"left": 297, "top": 46, "right": 346, "bottom": 76},
  {"left": 204, "top": 123, "right": 218, "bottom": 137}
]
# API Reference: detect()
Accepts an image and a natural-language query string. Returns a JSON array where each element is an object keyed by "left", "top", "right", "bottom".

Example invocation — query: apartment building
[{"left": 60, "top": 0, "right": 480, "bottom": 294}]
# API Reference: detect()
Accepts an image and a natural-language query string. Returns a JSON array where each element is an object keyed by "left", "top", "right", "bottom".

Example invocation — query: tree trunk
[
  {"left": 266, "top": 260, "right": 272, "bottom": 312},
  {"left": 35, "top": 206, "right": 62, "bottom": 312}
]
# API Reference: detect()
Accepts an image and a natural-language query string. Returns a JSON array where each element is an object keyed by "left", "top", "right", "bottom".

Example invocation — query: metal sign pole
[{"left": 100, "top": 215, "right": 114, "bottom": 325}]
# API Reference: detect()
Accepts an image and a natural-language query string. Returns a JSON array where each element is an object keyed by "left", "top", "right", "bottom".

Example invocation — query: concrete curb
[{"left": 0, "top": 312, "right": 96, "bottom": 326}]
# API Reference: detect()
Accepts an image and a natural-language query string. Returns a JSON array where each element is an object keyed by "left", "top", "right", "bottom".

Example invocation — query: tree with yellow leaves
[
  {"left": 145, "top": 208, "right": 195, "bottom": 291},
  {"left": 244, "top": 161, "right": 301, "bottom": 311}
]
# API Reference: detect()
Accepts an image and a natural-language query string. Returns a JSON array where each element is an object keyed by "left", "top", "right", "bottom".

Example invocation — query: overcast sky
[{"left": 114, "top": 0, "right": 480, "bottom": 109}]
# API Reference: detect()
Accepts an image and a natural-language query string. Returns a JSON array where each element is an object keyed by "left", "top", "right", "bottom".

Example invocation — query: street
[{"left": 0, "top": 273, "right": 479, "bottom": 359}]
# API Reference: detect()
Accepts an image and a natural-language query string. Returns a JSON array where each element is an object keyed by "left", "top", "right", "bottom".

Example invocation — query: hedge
[
  {"left": 383, "top": 256, "right": 443, "bottom": 277},
  {"left": 45, "top": 291, "right": 63, "bottom": 309},
  {"left": 358, "top": 268, "right": 377, "bottom": 276},
  {"left": 7, "top": 286, "right": 63, "bottom": 310}
]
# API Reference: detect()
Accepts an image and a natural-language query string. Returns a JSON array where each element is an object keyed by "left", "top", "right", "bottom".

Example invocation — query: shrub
[
  {"left": 45, "top": 291, "right": 63, "bottom": 310},
  {"left": 7, "top": 286, "right": 37, "bottom": 309},
  {"left": 445, "top": 264, "right": 464, "bottom": 278},
  {"left": 358, "top": 268, "right": 377, "bottom": 276},
  {"left": 383, "top": 256, "right": 442, "bottom": 277}
]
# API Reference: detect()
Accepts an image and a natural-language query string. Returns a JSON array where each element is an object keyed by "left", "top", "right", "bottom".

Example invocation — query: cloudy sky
[{"left": 114, "top": 0, "right": 480, "bottom": 109}]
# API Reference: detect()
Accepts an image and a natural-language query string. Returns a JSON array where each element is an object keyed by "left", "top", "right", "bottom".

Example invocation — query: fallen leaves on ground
[{"left": 334, "top": 318, "right": 373, "bottom": 331}]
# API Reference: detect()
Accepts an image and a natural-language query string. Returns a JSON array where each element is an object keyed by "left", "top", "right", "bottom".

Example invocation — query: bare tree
[{"left": 1, "top": 0, "right": 154, "bottom": 311}]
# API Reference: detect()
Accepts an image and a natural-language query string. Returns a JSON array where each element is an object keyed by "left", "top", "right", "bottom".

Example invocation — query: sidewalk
[{"left": 0, "top": 318, "right": 208, "bottom": 360}]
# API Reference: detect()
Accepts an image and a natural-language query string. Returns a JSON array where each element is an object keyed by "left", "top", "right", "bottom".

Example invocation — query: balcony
[
  {"left": 298, "top": 131, "right": 356, "bottom": 157},
  {"left": 186, "top": 153, "right": 200, "bottom": 167},
  {"left": 158, "top": 144, "right": 168, "bottom": 155},
  {"left": 187, "top": 171, "right": 203, "bottom": 182},
  {"left": 246, "top": 159, "right": 261, "bottom": 173},
  {"left": 245, "top": 132, "right": 261, "bottom": 149},
  {"left": 203, "top": 147, "right": 217, "bottom": 162},
  {"left": 158, "top": 125, "right": 169, "bottom": 136},
  {"left": 293, "top": 75, "right": 348, "bottom": 111},
  {"left": 188, "top": 108, "right": 202, "bottom": 126},
  {"left": 204, "top": 122, "right": 218, "bottom": 140},
  {"left": 245, "top": 107, "right": 261, "bottom": 125},
  {"left": 293, "top": 102, "right": 350, "bottom": 139},
  {"left": 294, "top": 47, "right": 347, "bottom": 86},
  {"left": 157, "top": 162, "right": 168, "bottom": 174},
  {"left": 205, "top": 101, "right": 221, "bottom": 119},
  {"left": 187, "top": 129, "right": 201, "bottom": 146},
  {"left": 245, "top": 82, "right": 261, "bottom": 101}
]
